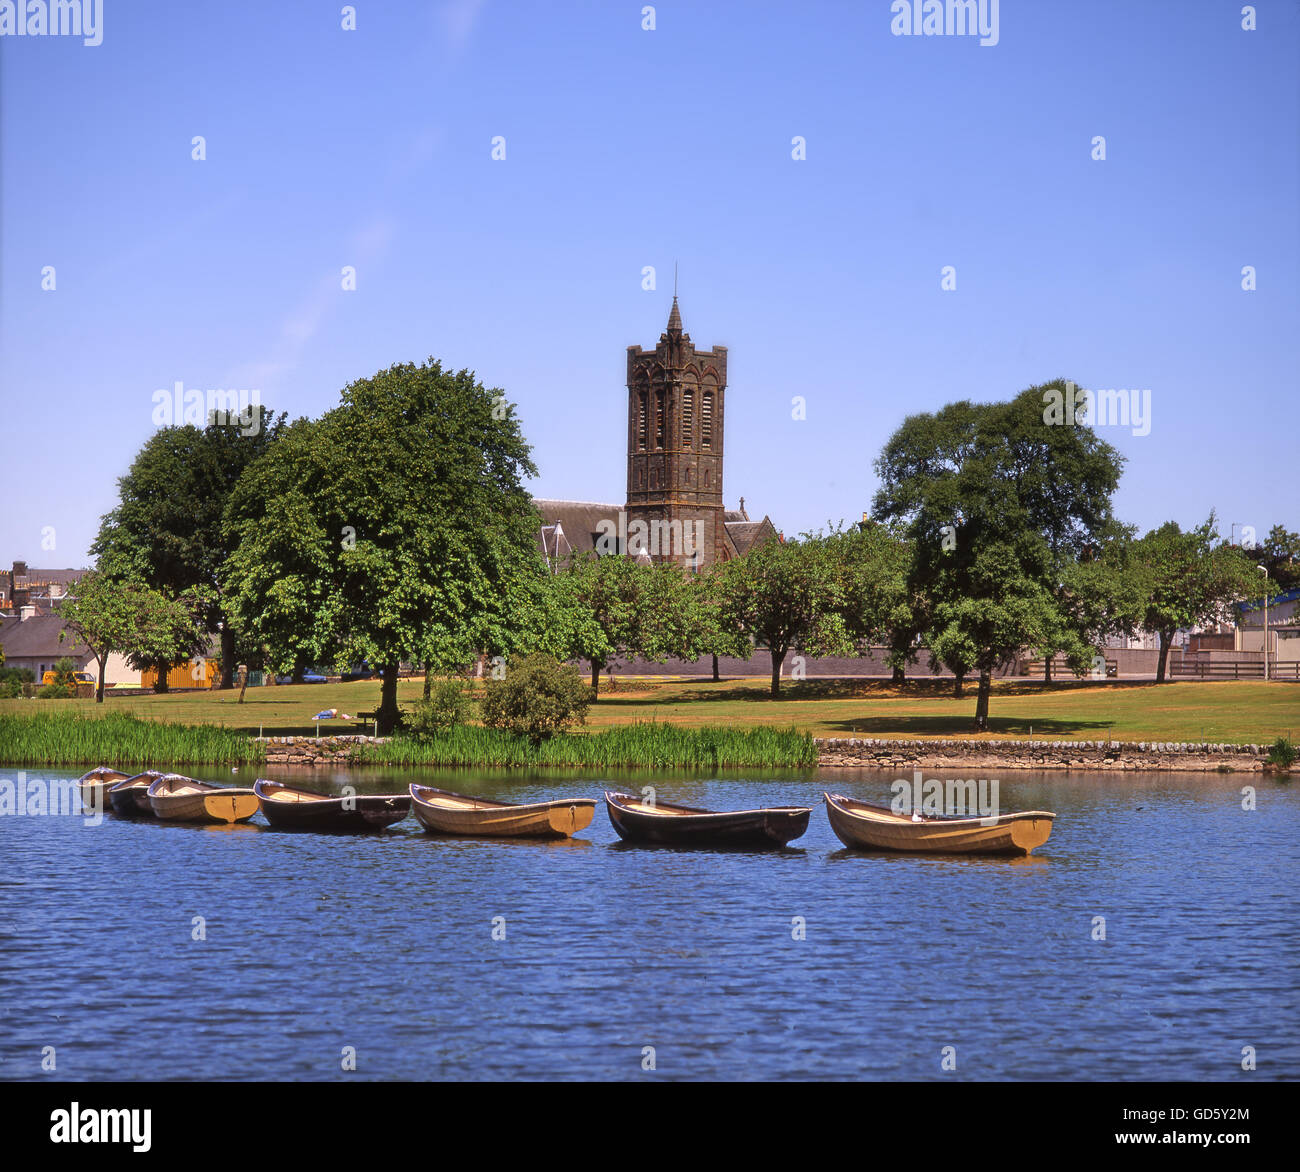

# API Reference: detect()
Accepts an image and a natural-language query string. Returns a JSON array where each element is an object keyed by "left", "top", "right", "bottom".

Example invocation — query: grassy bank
[
  {"left": 350, "top": 722, "right": 817, "bottom": 768},
  {"left": 0, "top": 711, "right": 265, "bottom": 768}
]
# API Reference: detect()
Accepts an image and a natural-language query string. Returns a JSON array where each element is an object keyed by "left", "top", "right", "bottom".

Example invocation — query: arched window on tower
[
  {"left": 637, "top": 389, "right": 648, "bottom": 451},
  {"left": 655, "top": 389, "right": 665, "bottom": 449},
  {"left": 682, "top": 386, "right": 694, "bottom": 447},
  {"left": 701, "top": 390, "right": 714, "bottom": 448}
]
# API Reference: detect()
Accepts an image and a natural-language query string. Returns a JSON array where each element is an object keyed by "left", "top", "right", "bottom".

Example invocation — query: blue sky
[{"left": 2, "top": 0, "right": 1296, "bottom": 565}]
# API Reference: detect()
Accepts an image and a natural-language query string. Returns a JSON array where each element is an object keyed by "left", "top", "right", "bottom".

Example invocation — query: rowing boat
[
  {"left": 823, "top": 792, "right": 1055, "bottom": 856},
  {"left": 108, "top": 771, "right": 166, "bottom": 817},
  {"left": 147, "top": 774, "right": 260, "bottom": 824},
  {"left": 78, "top": 767, "right": 132, "bottom": 813},
  {"left": 254, "top": 779, "right": 411, "bottom": 831},
  {"left": 603, "top": 790, "right": 812, "bottom": 848},
  {"left": 409, "top": 784, "right": 596, "bottom": 839}
]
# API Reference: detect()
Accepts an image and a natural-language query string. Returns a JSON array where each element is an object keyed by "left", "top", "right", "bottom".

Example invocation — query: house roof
[
  {"left": 0, "top": 615, "right": 90, "bottom": 660},
  {"left": 725, "top": 517, "right": 778, "bottom": 557},
  {"left": 532, "top": 499, "right": 623, "bottom": 559}
]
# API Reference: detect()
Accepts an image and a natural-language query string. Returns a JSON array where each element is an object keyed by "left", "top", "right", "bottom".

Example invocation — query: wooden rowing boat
[
  {"left": 603, "top": 790, "right": 812, "bottom": 848},
  {"left": 823, "top": 792, "right": 1055, "bottom": 856},
  {"left": 409, "top": 784, "right": 596, "bottom": 839},
  {"left": 147, "top": 774, "right": 260, "bottom": 824},
  {"left": 78, "top": 766, "right": 132, "bottom": 812},
  {"left": 108, "top": 771, "right": 166, "bottom": 817},
  {"left": 254, "top": 779, "right": 411, "bottom": 831}
]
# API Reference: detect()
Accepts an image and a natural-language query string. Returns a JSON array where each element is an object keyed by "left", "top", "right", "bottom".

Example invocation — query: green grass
[
  {"left": 1, "top": 676, "right": 1294, "bottom": 757},
  {"left": 351, "top": 722, "right": 817, "bottom": 768},
  {"left": 0, "top": 710, "right": 265, "bottom": 768}
]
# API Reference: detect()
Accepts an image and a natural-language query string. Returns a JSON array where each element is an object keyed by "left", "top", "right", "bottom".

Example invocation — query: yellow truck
[{"left": 42, "top": 670, "right": 96, "bottom": 688}]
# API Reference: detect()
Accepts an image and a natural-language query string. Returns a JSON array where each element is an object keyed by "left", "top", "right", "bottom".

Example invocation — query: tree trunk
[
  {"left": 376, "top": 663, "right": 400, "bottom": 734},
  {"left": 1156, "top": 631, "right": 1171, "bottom": 683},
  {"left": 590, "top": 660, "right": 601, "bottom": 700},
  {"left": 892, "top": 665, "right": 905, "bottom": 684},
  {"left": 711, "top": 653, "right": 719, "bottom": 682},
  {"left": 423, "top": 662, "right": 433, "bottom": 701},
  {"left": 770, "top": 650, "right": 786, "bottom": 697},
  {"left": 154, "top": 661, "right": 170, "bottom": 694},
  {"left": 1044, "top": 656, "right": 1052, "bottom": 683},
  {"left": 953, "top": 672, "right": 964, "bottom": 698},
  {"left": 95, "top": 652, "right": 108, "bottom": 703},
  {"left": 219, "top": 625, "right": 236, "bottom": 689},
  {"left": 974, "top": 670, "right": 992, "bottom": 730},
  {"left": 292, "top": 658, "right": 305, "bottom": 685}
]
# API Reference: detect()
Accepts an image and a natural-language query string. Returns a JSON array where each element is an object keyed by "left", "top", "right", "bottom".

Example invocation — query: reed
[
  {"left": 351, "top": 721, "right": 817, "bottom": 768},
  {"left": 0, "top": 710, "right": 264, "bottom": 767}
]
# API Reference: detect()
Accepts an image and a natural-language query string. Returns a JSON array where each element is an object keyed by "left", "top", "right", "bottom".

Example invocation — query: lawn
[{"left": 0, "top": 676, "right": 1294, "bottom": 744}]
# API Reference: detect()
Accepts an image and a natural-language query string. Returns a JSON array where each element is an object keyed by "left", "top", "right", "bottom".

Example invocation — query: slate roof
[
  {"left": 0, "top": 615, "right": 90, "bottom": 660},
  {"left": 532, "top": 500, "right": 622, "bottom": 560}
]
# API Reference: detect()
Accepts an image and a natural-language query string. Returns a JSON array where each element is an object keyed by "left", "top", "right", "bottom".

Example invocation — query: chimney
[{"left": 19, "top": 605, "right": 36, "bottom": 621}]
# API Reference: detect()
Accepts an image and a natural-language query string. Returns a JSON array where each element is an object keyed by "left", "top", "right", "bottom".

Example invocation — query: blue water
[{"left": 1, "top": 765, "right": 1296, "bottom": 1081}]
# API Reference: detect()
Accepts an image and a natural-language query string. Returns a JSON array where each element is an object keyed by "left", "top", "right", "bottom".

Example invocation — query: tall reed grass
[
  {"left": 351, "top": 722, "right": 817, "bottom": 768},
  {"left": 0, "top": 711, "right": 264, "bottom": 767}
]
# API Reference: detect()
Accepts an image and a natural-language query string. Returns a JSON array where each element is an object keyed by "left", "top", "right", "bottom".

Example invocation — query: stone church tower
[{"left": 624, "top": 297, "right": 729, "bottom": 569}]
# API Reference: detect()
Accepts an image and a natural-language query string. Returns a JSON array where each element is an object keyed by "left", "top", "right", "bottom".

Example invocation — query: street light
[{"left": 1258, "top": 565, "right": 1269, "bottom": 681}]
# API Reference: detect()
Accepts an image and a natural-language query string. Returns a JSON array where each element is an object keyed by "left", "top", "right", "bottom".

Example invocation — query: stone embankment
[
  {"left": 815, "top": 737, "right": 1271, "bottom": 773},
  {"left": 258, "top": 735, "right": 384, "bottom": 766}
]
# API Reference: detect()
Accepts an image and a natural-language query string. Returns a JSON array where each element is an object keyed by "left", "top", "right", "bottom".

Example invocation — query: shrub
[
  {"left": 480, "top": 653, "right": 590, "bottom": 744},
  {"left": 0, "top": 679, "right": 21, "bottom": 699},
  {"left": 37, "top": 684, "right": 74, "bottom": 699},
  {"left": 0, "top": 666, "right": 35, "bottom": 686},
  {"left": 52, "top": 657, "right": 79, "bottom": 691},
  {"left": 405, "top": 679, "right": 474, "bottom": 739},
  {"left": 1266, "top": 736, "right": 1296, "bottom": 771}
]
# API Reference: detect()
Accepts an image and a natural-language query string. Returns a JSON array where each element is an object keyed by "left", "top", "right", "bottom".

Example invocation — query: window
[
  {"left": 701, "top": 390, "right": 713, "bottom": 448},
  {"left": 637, "top": 390, "right": 648, "bottom": 451},
  {"left": 682, "top": 386, "right": 694, "bottom": 446},
  {"left": 655, "top": 390, "right": 664, "bottom": 449}
]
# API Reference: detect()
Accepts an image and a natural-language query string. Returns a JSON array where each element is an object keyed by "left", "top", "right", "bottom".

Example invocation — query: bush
[
  {"left": 52, "top": 657, "right": 79, "bottom": 691},
  {"left": 1266, "top": 736, "right": 1296, "bottom": 771},
  {"left": 0, "top": 679, "right": 21, "bottom": 699},
  {"left": 37, "top": 684, "right": 75, "bottom": 699},
  {"left": 480, "top": 653, "right": 590, "bottom": 744},
  {"left": 0, "top": 666, "right": 35, "bottom": 686},
  {"left": 405, "top": 679, "right": 474, "bottom": 739}
]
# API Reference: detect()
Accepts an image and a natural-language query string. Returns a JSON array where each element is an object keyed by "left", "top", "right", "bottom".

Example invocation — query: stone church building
[{"left": 534, "top": 297, "right": 776, "bottom": 569}]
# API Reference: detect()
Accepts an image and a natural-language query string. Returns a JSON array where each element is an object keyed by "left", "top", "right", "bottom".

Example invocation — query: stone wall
[
  {"left": 815, "top": 737, "right": 1271, "bottom": 773},
  {"left": 259, "top": 735, "right": 384, "bottom": 766}
]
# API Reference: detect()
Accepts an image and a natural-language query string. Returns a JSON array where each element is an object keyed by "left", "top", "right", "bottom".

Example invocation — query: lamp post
[{"left": 1258, "top": 565, "right": 1269, "bottom": 681}]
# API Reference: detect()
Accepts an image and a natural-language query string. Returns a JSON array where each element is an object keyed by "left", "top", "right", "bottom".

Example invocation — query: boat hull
[
  {"left": 255, "top": 780, "right": 410, "bottom": 831},
  {"left": 410, "top": 785, "right": 596, "bottom": 839},
  {"left": 824, "top": 793, "right": 1054, "bottom": 856},
  {"left": 148, "top": 775, "right": 260, "bottom": 824},
  {"left": 78, "top": 767, "right": 132, "bottom": 814},
  {"left": 108, "top": 772, "right": 164, "bottom": 817},
  {"left": 604, "top": 791, "right": 811, "bottom": 848}
]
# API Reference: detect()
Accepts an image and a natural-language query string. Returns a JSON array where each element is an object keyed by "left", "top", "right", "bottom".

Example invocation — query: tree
[
  {"left": 834, "top": 521, "right": 919, "bottom": 683},
  {"left": 873, "top": 380, "right": 1126, "bottom": 729},
  {"left": 1131, "top": 516, "right": 1260, "bottom": 682},
  {"left": 222, "top": 360, "right": 541, "bottom": 733},
  {"left": 1255, "top": 525, "right": 1300, "bottom": 593},
  {"left": 716, "top": 532, "right": 851, "bottom": 696},
  {"left": 480, "top": 653, "right": 590, "bottom": 743},
  {"left": 58, "top": 572, "right": 194, "bottom": 702},
  {"left": 91, "top": 407, "right": 286, "bottom": 687}
]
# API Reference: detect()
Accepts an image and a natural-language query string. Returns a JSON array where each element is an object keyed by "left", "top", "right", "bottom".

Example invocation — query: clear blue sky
[{"left": 2, "top": 0, "right": 1296, "bottom": 565}]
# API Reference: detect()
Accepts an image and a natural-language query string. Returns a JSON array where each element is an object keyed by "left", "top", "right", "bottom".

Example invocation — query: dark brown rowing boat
[
  {"left": 254, "top": 779, "right": 411, "bottom": 831},
  {"left": 78, "top": 767, "right": 132, "bottom": 813},
  {"left": 108, "top": 771, "right": 166, "bottom": 817},
  {"left": 410, "top": 784, "right": 596, "bottom": 839},
  {"left": 603, "top": 790, "right": 812, "bottom": 848}
]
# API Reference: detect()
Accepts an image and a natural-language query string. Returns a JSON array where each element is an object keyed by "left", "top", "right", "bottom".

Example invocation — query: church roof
[
  {"left": 724, "top": 516, "right": 778, "bottom": 557},
  {"left": 532, "top": 499, "right": 621, "bottom": 561}
]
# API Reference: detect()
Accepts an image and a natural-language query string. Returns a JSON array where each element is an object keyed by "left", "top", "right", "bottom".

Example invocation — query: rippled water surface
[{"left": 2, "top": 764, "right": 1296, "bottom": 1081}]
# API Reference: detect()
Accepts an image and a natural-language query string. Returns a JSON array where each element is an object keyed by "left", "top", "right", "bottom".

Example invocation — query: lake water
[{"left": 1, "top": 764, "right": 1296, "bottom": 1081}]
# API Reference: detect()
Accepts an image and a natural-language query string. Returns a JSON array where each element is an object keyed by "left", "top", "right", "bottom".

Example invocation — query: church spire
[{"left": 667, "top": 294, "right": 682, "bottom": 334}]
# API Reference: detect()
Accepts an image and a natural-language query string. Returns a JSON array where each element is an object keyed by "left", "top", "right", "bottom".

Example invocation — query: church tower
[{"left": 625, "top": 297, "right": 728, "bottom": 569}]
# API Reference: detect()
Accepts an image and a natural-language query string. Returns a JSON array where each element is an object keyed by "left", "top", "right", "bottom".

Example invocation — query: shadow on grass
[{"left": 821, "top": 715, "right": 1118, "bottom": 737}]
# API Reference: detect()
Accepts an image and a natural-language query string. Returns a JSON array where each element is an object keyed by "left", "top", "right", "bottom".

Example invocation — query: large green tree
[
  {"left": 91, "top": 407, "right": 286, "bottom": 687},
  {"left": 716, "top": 532, "right": 851, "bottom": 696},
  {"left": 873, "top": 380, "right": 1126, "bottom": 728},
  {"left": 1131, "top": 516, "right": 1260, "bottom": 681},
  {"left": 222, "top": 360, "right": 541, "bottom": 732}
]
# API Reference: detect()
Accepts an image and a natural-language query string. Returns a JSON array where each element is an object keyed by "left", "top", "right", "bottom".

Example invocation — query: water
[{"left": 1, "top": 764, "right": 1296, "bottom": 1081}]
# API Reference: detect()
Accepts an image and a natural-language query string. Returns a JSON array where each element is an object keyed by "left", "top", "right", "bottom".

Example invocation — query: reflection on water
[{"left": 1, "top": 763, "right": 1296, "bottom": 1081}]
